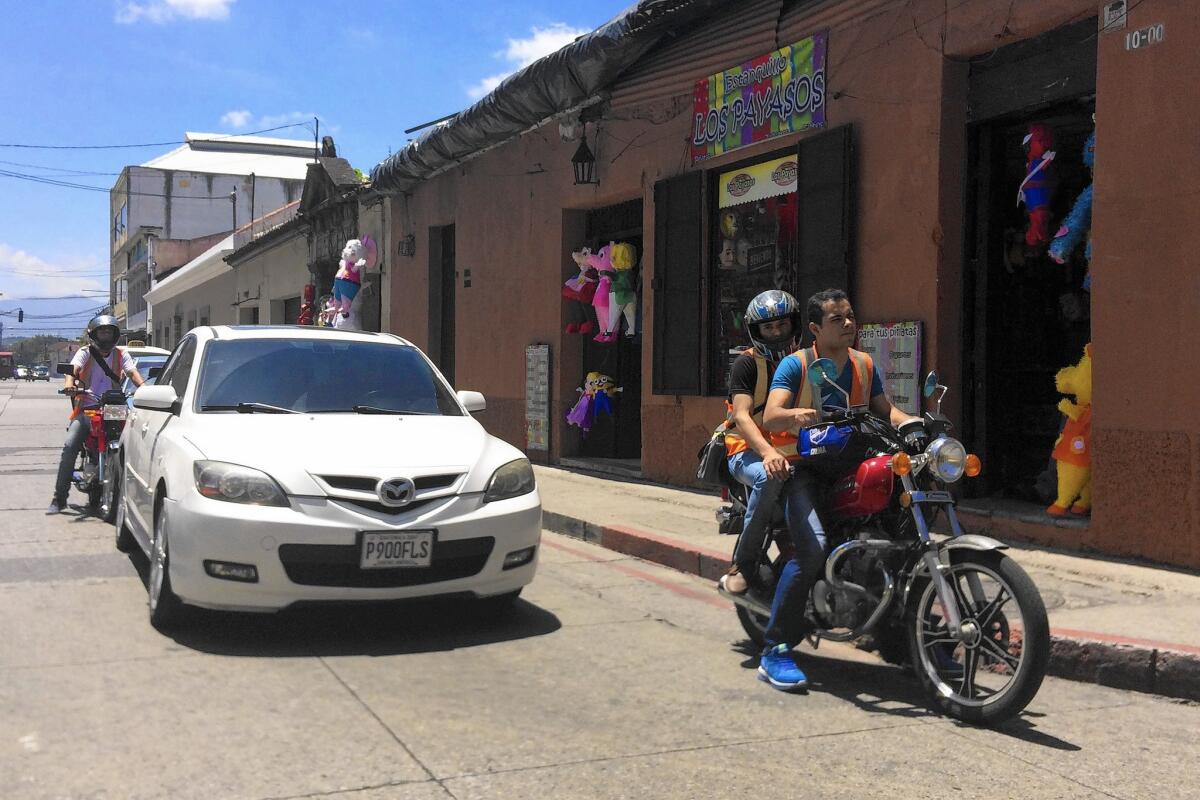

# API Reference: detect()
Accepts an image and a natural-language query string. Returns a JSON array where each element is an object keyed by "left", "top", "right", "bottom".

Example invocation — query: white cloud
[
  {"left": 466, "top": 23, "right": 588, "bottom": 100},
  {"left": 220, "top": 109, "right": 253, "bottom": 129},
  {"left": 0, "top": 244, "right": 107, "bottom": 300},
  {"left": 116, "top": 0, "right": 235, "bottom": 24}
]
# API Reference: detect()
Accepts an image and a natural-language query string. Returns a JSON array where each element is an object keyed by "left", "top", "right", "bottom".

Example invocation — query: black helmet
[
  {"left": 745, "top": 290, "right": 802, "bottom": 363},
  {"left": 86, "top": 314, "right": 121, "bottom": 351}
]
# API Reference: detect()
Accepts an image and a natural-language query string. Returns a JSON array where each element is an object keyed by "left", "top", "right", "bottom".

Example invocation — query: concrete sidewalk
[{"left": 534, "top": 464, "right": 1200, "bottom": 701}]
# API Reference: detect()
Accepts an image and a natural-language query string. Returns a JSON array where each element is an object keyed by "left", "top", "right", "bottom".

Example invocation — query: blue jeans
[
  {"left": 728, "top": 451, "right": 783, "bottom": 572},
  {"left": 54, "top": 417, "right": 90, "bottom": 504},
  {"left": 763, "top": 469, "right": 829, "bottom": 650}
]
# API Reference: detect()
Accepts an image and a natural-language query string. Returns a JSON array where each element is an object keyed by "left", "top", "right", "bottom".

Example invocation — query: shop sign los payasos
[{"left": 691, "top": 31, "right": 827, "bottom": 164}]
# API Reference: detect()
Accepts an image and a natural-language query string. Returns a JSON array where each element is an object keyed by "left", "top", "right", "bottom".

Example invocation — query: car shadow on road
[
  {"left": 125, "top": 550, "right": 562, "bottom": 658},
  {"left": 731, "top": 638, "right": 1082, "bottom": 751}
]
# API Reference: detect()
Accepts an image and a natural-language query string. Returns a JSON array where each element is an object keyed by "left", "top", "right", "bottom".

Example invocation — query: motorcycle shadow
[
  {"left": 731, "top": 639, "right": 1081, "bottom": 750},
  {"left": 124, "top": 550, "right": 563, "bottom": 658}
]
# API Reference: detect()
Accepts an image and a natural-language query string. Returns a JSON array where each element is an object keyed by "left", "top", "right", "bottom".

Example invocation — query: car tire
[
  {"left": 114, "top": 464, "right": 135, "bottom": 553},
  {"left": 148, "top": 504, "right": 190, "bottom": 630}
]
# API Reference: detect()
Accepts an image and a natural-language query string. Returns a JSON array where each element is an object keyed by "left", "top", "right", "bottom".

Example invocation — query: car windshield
[{"left": 195, "top": 338, "right": 463, "bottom": 416}]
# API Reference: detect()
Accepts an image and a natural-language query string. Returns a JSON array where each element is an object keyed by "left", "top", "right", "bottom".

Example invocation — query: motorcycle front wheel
[
  {"left": 99, "top": 452, "right": 120, "bottom": 523},
  {"left": 906, "top": 549, "right": 1049, "bottom": 725}
]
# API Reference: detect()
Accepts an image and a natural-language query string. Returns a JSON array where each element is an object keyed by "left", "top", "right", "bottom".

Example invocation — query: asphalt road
[{"left": 2, "top": 379, "right": 1197, "bottom": 800}]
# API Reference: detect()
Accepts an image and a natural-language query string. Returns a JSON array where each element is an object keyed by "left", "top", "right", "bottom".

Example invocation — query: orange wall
[{"left": 386, "top": 0, "right": 1199, "bottom": 568}]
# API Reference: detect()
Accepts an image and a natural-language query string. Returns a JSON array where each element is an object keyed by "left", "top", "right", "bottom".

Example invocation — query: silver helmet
[
  {"left": 745, "top": 290, "right": 802, "bottom": 363},
  {"left": 86, "top": 314, "right": 121, "bottom": 351}
]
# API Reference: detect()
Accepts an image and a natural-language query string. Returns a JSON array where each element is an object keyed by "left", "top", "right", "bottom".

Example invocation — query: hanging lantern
[{"left": 572, "top": 134, "right": 599, "bottom": 186}]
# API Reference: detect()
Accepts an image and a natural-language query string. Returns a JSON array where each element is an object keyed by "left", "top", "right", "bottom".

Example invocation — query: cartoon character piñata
[
  {"left": 1017, "top": 123, "right": 1056, "bottom": 248},
  {"left": 565, "top": 371, "right": 622, "bottom": 434},
  {"left": 1049, "top": 129, "right": 1095, "bottom": 289},
  {"left": 333, "top": 235, "right": 377, "bottom": 317},
  {"left": 562, "top": 246, "right": 598, "bottom": 334},
  {"left": 600, "top": 242, "right": 638, "bottom": 342},
  {"left": 1047, "top": 343, "right": 1093, "bottom": 516}
]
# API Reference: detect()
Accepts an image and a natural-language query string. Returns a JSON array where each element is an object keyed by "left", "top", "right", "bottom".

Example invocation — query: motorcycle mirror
[
  {"left": 147, "top": 367, "right": 163, "bottom": 380},
  {"left": 923, "top": 371, "right": 940, "bottom": 398},
  {"left": 56, "top": 363, "right": 74, "bottom": 376},
  {"left": 807, "top": 358, "right": 838, "bottom": 387}
]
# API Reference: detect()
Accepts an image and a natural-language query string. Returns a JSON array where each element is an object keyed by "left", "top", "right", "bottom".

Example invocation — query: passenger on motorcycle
[
  {"left": 48, "top": 315, "right": 145, "bottom": 514},
  {"left": 755, "top": 289, "right": 918, "bottom": 691},
  {"left": 718, "top": 290, "right": 804, "bottom": 597}
]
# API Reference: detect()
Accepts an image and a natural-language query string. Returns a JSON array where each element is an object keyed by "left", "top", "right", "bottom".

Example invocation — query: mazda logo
[{"left": 377, "top": 477, "right": 416, "bottom": 507}]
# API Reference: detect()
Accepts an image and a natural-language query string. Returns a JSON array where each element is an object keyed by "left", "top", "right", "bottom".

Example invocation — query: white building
[{"left": 108, "top": 132, "right": 314, "bottom": 339}]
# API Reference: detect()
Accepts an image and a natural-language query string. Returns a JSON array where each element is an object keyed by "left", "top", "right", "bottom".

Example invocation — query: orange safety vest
[
  {"left": 68, "top": 347, "right": 123, "bottom": 420},
  {"left": 723, "top": 350, "right": 775, "bottom": 458}
]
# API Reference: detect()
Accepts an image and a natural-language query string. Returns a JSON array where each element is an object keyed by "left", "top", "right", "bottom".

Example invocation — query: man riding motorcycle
[
  {"left": 48, "top": 315, "right": 144, "bottom": 514},
  {"left": 754, "top": 289, "right": 918, "bottom": 691},
  {"left": 718, "top": 290, "right": 804, "bottom": 597}
]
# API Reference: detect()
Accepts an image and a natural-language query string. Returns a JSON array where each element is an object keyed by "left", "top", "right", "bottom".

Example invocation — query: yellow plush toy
[{"left": 1047, "top": 343, "right": 1093, "bottom": 516}]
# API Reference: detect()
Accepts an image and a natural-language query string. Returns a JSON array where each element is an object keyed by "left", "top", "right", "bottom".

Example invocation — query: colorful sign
[
  {"left": 692, "top": 32, "right": 827, "bottom": 164},
  {"left": 857, "top": 322, "right": 922, "bottom": 416},
  {"left": 718, "top": 155, "right": 798, "bottom": 208}
]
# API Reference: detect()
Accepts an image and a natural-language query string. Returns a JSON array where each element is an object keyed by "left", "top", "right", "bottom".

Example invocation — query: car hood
[{"left": 183, "top": 413, "right": 502, "bottom": 494}]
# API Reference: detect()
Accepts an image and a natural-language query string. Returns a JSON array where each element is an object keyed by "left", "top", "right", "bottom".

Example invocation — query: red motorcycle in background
[
  {"left": 56, "top": 364, "right": 129, "bottom": 521},
  {"left": 715, "top": 360, "right": 1050, "bottom": 725}
]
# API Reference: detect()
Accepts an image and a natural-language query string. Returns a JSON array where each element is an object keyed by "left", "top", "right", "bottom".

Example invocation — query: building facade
[{"left": 376, "top": 0, "right": 1200, "bottom": 568}]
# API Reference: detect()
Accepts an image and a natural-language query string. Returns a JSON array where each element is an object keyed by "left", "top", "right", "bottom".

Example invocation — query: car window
[
  {"left": 124, "top": 356, "right": 167, "bottom": 395},
  {"left": 169, "top": 338, "right": 197, "bottom": 398},
  {"left": 195, "top": 339, "right": 463, "bottom": 415}
]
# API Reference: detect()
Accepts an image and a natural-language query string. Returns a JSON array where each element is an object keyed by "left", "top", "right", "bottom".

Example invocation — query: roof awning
[{"left": 370, "top": 0, "right": 725, "bottom": 193}]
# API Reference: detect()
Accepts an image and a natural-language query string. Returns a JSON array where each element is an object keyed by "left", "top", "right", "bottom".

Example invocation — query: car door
[{"left": 128, "top": 336, "right": 196, "bottom": 531}]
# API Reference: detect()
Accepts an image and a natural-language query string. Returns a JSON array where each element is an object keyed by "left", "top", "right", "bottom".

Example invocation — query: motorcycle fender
[{"left": 900, "top": 535, "right": 1009, "bottom": 609}]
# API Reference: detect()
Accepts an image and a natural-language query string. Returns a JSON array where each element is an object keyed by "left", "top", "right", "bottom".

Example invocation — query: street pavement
[{"left": 3, "top": 379, "right": 1199, "bottom": 800}]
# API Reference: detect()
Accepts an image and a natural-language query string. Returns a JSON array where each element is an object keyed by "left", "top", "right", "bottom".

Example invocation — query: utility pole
[{"left": 229, "top": 188, "right": 238, "bottom": 232}]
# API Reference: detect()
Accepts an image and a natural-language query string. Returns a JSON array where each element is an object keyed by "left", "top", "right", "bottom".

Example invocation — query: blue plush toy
[{"left": 1049, "top": 130, "right": 1096, "bottom": 287}]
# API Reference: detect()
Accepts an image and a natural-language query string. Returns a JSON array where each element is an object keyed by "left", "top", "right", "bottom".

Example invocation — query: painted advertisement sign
[
  {"left": 691, "top": 32, "right": 827, "bottom": 164},
  {"left": 857, "top": 322, "right": 922, "bottom": 416},
  {"left": 718, "top": 155, "right": 798, "bottom": 208}
]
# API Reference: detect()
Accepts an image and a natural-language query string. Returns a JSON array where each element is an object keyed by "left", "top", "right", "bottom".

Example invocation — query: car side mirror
[
  {"left": 56, "top": 363, "right": 74, "bottom": 376},
  {"left": 457, "top": 390, "right": 486, "bottom": 413},
  {"left": 132, "top": 384, "right": 179, "bottom": 412}
]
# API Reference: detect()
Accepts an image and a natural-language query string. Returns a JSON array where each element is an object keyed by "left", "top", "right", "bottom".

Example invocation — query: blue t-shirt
[{"left": 770, "top": 352, "right": 884, "bottom": 410}]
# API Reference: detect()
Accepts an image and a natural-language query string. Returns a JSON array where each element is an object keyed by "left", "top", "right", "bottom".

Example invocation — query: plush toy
[
  {"left": 599, "top": 242, "right": 638, "bottom": 342},
  {"left": 562, "top": 246, "right": 598, "bottom": 334},
  {"left": 333, "top": 235, "right": 378, "bottom": 316},
  {"left": 589, "top": 244, "right": 615, "bottom": 343},
  {"left": 1017, "top": 123, "right": 1056, "bottom": 248},
  {"left": 297, "top": 283, "right": 316, "bottom": 326},
  {"left": 1049, "top": 129, "right": 1095, "bottom": 288},
  {"left": 1047, "top": 343, "right": 1093, "bottom": 516},
  {"left": 565, "top": 371, "right": 622, "bottom": 434}
]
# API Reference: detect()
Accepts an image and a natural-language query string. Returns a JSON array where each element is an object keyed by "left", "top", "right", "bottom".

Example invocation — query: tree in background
[{"left": 11, "top": 335, "right": 69, "bottom": 366}]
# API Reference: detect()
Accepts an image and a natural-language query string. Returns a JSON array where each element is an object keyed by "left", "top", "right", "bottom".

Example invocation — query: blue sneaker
[{"left": 758, "top": 644, "right": 808, "bottom": 691}]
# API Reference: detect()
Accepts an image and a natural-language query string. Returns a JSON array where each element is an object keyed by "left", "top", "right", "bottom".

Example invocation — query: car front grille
[
  {"left": 331, "top": 497, "right": 439, "bottom": 517},
  {"left": 320, "top": 473, "right": 463, "bottom": 492},
  {"left": 278, "top": 537, "right": 494, "bottom": 588}
]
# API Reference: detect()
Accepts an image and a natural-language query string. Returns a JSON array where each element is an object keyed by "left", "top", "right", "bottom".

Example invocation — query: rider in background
[
  {"left": 757, "top": 289, "right": 916, "bottom": 691},
  {"left": 48, "top": 315, "right": 144, "bottom": 514},
  {"left": 719, "top": 290, "right": 804, "bottom": 597}
]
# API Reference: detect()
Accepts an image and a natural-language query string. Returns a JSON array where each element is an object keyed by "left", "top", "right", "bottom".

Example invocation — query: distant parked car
[
  {"left": 33, "top": 366, "right": 50, "bottom": 381},
  {"left": 16, "top": 366, "right": 29, "bottom": 380}
]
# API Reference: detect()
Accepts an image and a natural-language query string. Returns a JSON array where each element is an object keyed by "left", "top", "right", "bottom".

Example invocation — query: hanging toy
[
  {"left": 296, "top": 283, "right": 316, "bottom": 326},
  {"left": 1048, "top": 130, "right": 1096, "bottom": 288},
  {"left": 1017, "top": 123, "right": 1056, "bottom": 249},
  {"left": 590, "top": 372, "right": 623, "bottom": 418},
  {"left": 605, "top": 242, "right": 638, "bottom": 339},
  {"left": 565, "top": 371, "right": 623, "bottom": 434},
  {"left": 332, "top": 235, "right": 378, "bottom": 316},
  {"left": 589, "top": 243, "right": 615, "bottom": 343},
  {"left": 562, "top": 246, "right": 598, "bottom": 334},
  {"left": 1047, "top": 343, "right": 1093, "bottom": 517}
]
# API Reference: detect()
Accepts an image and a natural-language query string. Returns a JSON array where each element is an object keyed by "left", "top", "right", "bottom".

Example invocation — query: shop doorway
[
  {"left": 572, "top": 199, "right": 643, "bottom": 466},
  {"left": 964, "top": 102, "right": 1094, "bottom": 501},
  {"left": 428, "top": 224, "right": 456, "bottom": 386}
]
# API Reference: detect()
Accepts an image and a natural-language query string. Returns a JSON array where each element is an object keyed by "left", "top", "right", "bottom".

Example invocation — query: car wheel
[
  {"left": 148, "top": 505, "right": 190, "bottom": 630},
  {"left": 114, "top": 463, "right": 135, "bottom": 553}
]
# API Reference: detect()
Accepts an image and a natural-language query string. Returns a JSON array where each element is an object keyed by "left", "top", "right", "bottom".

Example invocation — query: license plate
[
  {"left": 360, "top": 531, "right": 434, "bottom": 569},
  {"left": 103, "top": 405, "right": 128, "bottom": 420}
]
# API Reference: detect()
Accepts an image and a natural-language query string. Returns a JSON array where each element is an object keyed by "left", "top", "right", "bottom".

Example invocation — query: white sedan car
[{"left": 118, "top": 325, "right": 540, "bottom": 629}]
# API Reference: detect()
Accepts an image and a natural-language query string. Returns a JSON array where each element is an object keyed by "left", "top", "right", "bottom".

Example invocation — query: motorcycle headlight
[
  {"left": 102, "top": 405, "right": 129, "bottom": 421},
  {"left": 484, "top": 458, "right": 536, "bottom": 503},
  {"left": 925, "top": 437, "right": 967, "bottom": 483},
  {"left": 193, "top": 461, "right": 289, "bottom": 506}
]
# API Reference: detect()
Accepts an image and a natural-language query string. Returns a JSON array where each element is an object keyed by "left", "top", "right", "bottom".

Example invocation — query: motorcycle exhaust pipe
[{"left": 716, "top": 585, "right": 772, "bottom": 618}]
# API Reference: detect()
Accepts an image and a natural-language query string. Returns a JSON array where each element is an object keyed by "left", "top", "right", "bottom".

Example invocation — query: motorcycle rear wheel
[{"left": 906, "top": 549, "right": 1049, "bottom": 726}]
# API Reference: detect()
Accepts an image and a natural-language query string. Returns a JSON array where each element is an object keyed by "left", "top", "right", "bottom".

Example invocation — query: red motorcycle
[
  {"left": 715, "top": 361, "right": 1049, "bottom": 725},
  {"left": 57, "top": 364, "right": 129, "bottom": 520}
]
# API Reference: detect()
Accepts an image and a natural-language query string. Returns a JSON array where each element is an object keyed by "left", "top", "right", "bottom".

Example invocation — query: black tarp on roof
[{"left": 370, "top": 0, "right": 725, "bottom": 193}]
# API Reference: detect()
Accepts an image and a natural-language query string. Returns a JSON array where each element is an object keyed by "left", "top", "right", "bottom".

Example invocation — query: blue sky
[{"left": 0, "top": 0, "right": 629, "bottom": 341}]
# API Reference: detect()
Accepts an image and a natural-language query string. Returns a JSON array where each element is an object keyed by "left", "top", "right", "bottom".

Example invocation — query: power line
[{"left": 0, "top": 122, "right": 315, "bottom": 150}]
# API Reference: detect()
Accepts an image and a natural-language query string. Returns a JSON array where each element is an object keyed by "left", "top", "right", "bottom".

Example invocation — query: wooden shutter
[
  {"left": 794, "top": 125, "right": 854, "bottom": 304},
  {"left": 652, "top": 171, "right": 703, "bottom": 395}
]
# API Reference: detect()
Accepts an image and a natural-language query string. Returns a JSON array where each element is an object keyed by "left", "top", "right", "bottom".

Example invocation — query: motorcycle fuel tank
[{"left": 830, "top": 455, "right": 894, "bottom": 516}]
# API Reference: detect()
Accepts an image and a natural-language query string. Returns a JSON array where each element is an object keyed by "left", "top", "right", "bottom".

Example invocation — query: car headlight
[
  {"left": 484, "top": 458, "right": 535, "bottom": 502},
  {"left": 925, "top": 437, "right": 967, "bottom": 483},
  {"left": 193, "top": 460, "right": 288, "bottom": 506}
]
